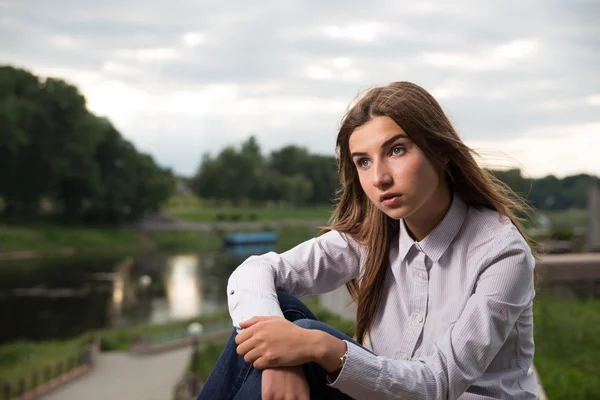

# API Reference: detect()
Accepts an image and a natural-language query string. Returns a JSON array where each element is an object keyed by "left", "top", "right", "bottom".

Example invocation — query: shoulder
[
  {"left": 316, "top": 229, "right": 365, "bottom": 261},
  {"left": 460, "top": 205, "right": 533, "bottom": 268}
]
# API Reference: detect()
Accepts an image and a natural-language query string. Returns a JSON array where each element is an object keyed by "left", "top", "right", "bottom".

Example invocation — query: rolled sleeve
[{"left": 227, "top": 230, "right": 362, "bottom": 330}]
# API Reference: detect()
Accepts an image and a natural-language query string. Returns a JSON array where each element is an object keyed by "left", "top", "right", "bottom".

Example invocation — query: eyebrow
[{"left": 350, "top": 133, "right": 410, "bottom": 158}]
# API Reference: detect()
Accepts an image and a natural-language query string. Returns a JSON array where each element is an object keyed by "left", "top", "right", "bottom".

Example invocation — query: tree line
[
  {"left": 191, "top": 137, "right": 599, "bottom": 211},
  {"left": 189, "top": 137, "right": 339, "bottom": 206},
  {"left": 0, "top": 65, "right": 175, "bottom": 223},
  {"left": 492, "top": 169, "right": 599, "bottom": 211}
]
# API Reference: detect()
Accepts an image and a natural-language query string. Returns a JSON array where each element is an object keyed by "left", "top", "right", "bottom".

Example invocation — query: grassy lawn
[
  {"left": 533, "top": 292, "right": 600, "bottom": 399},
  {"left": 168, "top": 207, "right": 333, "bottom": 223},
  {"left": 542, "top": 209, "right": 589, "bottom": 228},
  {"left": 166, "top": 196, "right": 333, "bottom": 223},
  {"left": 149, "top": 230, "right": 224, "bottom": 253},
  {"left": 122, "top": 226, "right": 319, "bottom": 255},
  {"left": 0, "top": 224, "right": 144, "bottom": 254}
]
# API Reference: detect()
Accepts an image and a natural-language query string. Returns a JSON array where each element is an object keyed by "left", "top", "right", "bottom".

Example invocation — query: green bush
[
  {"left": 550, "top": 226, "right": 574, "bottom": 241},
  {"left": 534, "top": 293, "right": 600, "bottom": 399},
  {"left": 0, "top": 333, "right": 93, "bottom": 395},
  {"left": 99, "top": 310, "right": 230, "bottom": 351}
]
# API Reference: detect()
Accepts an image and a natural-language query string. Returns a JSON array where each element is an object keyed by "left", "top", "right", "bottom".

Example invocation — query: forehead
[{"left": 349, "top": 116, "right": 406, "bottom": 152}]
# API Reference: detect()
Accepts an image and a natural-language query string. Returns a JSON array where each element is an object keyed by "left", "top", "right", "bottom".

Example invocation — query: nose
[{"left": 372, "top": 161, "right": 392, "bottom": 189}]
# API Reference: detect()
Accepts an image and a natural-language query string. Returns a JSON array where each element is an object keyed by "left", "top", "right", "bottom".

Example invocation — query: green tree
[
  {"left": 282, "top": 174, "right": 314, "bottom": 206},
  {"left": 191, "top": 137, "right": 266, "bottom": 204},
  {"left": 0, "top": 65, "right": 175, "bottom": 223}
]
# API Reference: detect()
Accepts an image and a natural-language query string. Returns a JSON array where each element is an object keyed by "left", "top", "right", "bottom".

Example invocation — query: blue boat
[
  {"left": 225, "top": 243, "right": 277, "bottom": 257},
  {"left": 222, "top": 231, "right": 278, "bottom": 246}
]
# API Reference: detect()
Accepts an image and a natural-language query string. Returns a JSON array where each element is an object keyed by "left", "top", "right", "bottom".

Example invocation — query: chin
[{"left": 381, "top": 207, "right": 411, "bottom": 221}]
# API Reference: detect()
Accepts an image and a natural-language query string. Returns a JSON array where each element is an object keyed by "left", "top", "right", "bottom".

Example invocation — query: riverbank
[
  {"left": 0, "top": 223, "right": 321, "bottom": 261},
  {"left": 166, "top": 197, "right": 333, "bottom": 223},
  {"left": 0, "top": 224, "right": 145, "bottom": 260}
]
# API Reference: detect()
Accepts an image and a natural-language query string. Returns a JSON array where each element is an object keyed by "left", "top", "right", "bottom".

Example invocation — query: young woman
[{"left": 197, "top": 81, "right": 539, "bottom": 399}]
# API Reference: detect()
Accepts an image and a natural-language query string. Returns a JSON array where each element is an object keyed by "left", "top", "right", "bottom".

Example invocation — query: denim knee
[
  {"left": 276, "top": 290, "right": 297, "bottom": 305},
  {"left": 293, "top": 318, "right": 322, "bottom": 330},
  {"left": 276, "top": 291, "right": 318, "bottom": 321}
]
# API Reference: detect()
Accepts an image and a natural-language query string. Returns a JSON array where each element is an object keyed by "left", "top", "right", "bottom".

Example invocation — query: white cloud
[
  {"left": 181, "top": 32, "right": 206, "bottom": 47},
  {"left": 115, "top": 47, "right": 179, "bottom": 62},
  {"left": 102, "top": 61, "right": 143, "bottom": 76},
  {"left": 469, "top": 122, "right": 600, "bottom": 177},
  {"left": 587, "top": 94, "right": 600, "bottom": 107},
  {"left": 50, "top": 35, "right": 79, "bottom": 49},
  {"left": 319, "top": 22, "right": 389, "bottom": 42},
  {"left": 431, "top": 81, "right": 469, "bottom": 99},
  {"left": 419, "top": 39, "right": 540, "bottom": 70},
  {"left": 493, "top": 39, "right": 538, "bottom": 60},
  {"left": 306, "top": 65, "right": 333, "bottom": 80},
  {"left": 305, "top": 60, "right": 363, "bottom": 82},
  {"left": 333, "top": 57, "right": 352, "bottom": 69}
]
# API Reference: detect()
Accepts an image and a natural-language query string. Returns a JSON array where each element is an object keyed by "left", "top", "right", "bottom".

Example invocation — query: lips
[{"left": 379, "top": 192, "right": 402, "bottom": 202}]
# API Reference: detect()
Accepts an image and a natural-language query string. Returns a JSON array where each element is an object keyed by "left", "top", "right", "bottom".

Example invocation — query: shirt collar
[{"left": 398, "top": 193, "right": 468, "bottom": 263}]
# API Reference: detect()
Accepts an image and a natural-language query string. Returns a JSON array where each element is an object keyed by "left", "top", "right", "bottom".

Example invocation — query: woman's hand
[
  {"left": 235, "top": 316, "right": 316, "bottom": 369},
  {"left": 262, "top": 366, "right": 310, "bottom": 400}
]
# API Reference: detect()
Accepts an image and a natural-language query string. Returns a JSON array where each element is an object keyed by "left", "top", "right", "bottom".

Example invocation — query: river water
[{"left": 0, "top": 249, "right": 265, "bottom": 344}]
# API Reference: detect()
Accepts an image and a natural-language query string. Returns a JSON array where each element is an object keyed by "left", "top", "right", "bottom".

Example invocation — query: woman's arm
[
  {"left": 227, "top": 230, "right": 362, "bottom": 330},
  {"left": 327, "top": 234, "right": 535, "bottom": 400}
]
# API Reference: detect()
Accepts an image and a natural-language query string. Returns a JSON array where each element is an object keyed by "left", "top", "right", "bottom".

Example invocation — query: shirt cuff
[{"left": 326, "top": 340, "right": 382, "bottom": 396}]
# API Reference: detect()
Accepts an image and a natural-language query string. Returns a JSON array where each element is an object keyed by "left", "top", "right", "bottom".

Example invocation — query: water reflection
[
  {"left": 165, "top": 255, "right": 201, "bottom": 320},
  {"left": 0, "top": 248, "right": 263, "bottom": 343}
]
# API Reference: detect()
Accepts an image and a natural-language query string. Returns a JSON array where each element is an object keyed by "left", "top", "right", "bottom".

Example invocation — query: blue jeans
[{"left": 196, "top": 291, "right": 369, "bottom": 400}]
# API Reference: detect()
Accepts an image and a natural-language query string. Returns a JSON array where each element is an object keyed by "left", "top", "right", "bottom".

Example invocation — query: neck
[{"left": 404, "top": 183, "right": 452, "bottom": 242}]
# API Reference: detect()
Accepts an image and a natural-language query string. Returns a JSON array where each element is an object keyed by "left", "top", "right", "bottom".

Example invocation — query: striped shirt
[{"left": 226, "top": 194, "right": 539, "bottom": 399}]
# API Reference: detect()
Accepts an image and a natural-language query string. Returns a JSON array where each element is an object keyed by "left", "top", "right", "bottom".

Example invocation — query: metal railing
[{"left": 0, "top": 344, "right": 95, "bottom": 400}]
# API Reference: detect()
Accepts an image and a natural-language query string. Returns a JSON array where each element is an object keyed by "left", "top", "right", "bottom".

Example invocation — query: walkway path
[{"left": 41, "top": 347, "right": 193, "bottom": 400}]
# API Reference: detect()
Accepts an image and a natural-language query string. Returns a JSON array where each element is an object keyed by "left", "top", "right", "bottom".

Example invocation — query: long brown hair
[{"left": 320, "top": 81, "right": 538, "bottom": 345}]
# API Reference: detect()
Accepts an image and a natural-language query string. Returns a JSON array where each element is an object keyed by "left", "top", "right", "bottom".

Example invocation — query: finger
[
  {"left": 252, "top": 355, "right": 266, "bottom": 370},
  {"left": 234, "top": 327, "right": 253, "bottom": 345},
  {"left": 243, "top": 348, "right": 261, "bottom": 365},
  {"left": 235, "top": 337, "right": 256, "bottom": 356},
  {"left": 239, "top": 316, "right": 276, "bottom": 329},
  {"left": 253, "top": 355, "right": 278, "bottom": 370}
]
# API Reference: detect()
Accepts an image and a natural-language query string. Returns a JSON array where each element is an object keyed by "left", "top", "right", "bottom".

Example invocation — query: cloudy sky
[{"left": 1, "top": 0, "right": 599, "bottom": 178}]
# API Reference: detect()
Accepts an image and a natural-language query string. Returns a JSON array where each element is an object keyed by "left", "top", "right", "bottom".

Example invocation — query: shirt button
[
  {"left": 229, "top": 289, "right": 235, "bottom": 295},
  {"left": 419, "top": 271, "right": 427, "bottom": 280},
  {"left": 414, "top": 314, "right": 424, "bottom": 323},
  {"left": 399, "top": 353, "right": 409, "bottom": 360}
]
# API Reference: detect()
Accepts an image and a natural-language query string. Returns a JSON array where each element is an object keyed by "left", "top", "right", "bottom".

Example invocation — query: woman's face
[{"left": 349, "top": 115, "right": 446, "bottom": 221}]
